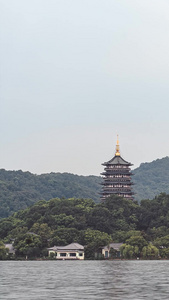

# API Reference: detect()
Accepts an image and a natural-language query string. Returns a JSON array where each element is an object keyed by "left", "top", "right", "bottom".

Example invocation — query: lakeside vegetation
[
  {"left": 1, "top": 193, "right": 169, "bottom": 260},
  {"left": 1, "top": 157, "right": 169, "bottom": 218}
]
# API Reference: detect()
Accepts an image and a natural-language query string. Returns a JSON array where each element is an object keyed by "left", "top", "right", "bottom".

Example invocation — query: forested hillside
[
  {"left": 133, "top": 156, "right": 169, "bottom": 201},
  {"left": 1, "top": 156, "right": 169, "bottom": 218},
  {"left": 0, "top": 170, "right": 101, "bottom": 218},
  {"left": 1, "top": 194, "right": 169, "bottom": 259}
]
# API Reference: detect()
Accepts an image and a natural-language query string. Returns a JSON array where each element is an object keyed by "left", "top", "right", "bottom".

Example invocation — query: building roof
[
  {"left": 62, "top": 243, "right": 84, "bottom": 250},
  {"left": 102, "top": 243, "right": 123, "bottom": 251},
  {"left": 48, "top": 243, "right": 84, "bottom": 251},
  {"left": 5, "top": 244, "right": 15, "bottom": 254},
  {"left": 102, "top": 155, "right": 132, "bottom": 166}
]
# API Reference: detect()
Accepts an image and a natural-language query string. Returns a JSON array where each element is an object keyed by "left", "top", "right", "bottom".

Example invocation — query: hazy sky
[{"left": 1, "top": 0, "right": 169, "bottom": 175}]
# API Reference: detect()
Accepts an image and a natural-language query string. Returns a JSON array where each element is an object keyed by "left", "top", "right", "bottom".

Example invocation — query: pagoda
[{"left": 101, "top": 136, "right": 134, "bottom": 201}]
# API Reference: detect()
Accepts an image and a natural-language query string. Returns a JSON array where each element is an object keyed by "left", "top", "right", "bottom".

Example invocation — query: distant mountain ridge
[
  {"left": 0, "top": 156, "right": 169, "bottom": 218},
  {"left": 133, "top": 156, "right": 169, "bottom": 201},
  {"left": 0, "top": 170, "right": 101, "bottom": 218}
]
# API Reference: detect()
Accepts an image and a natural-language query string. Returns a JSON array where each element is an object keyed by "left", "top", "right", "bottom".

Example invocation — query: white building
[{"left": 48, "top": 243, "right": 84, "bottom": 260}]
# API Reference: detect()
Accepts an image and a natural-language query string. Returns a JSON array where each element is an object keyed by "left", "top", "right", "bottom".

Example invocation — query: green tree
[
  {"left": 120, "top": 244, "right": 137, "bottom": 259},
  {"left": 126, "top": 235, "right": 148, "bottom": 248},
  {"left": 50, "top": 228, "right": 80, "bottom": 246},
  {"left": 147, "top": 226, "right": 169, "bottom": 240},
  {"left": 83, "top": 229, "right": 111, "bottom": 245},
  {"left": 121, "top": 235, "right": 148, "bottom": 259},
  {"left": 153, "top": 235, "right": 169, "bottom": 248},
  {"left": 14, "top": 233, "right": 43, "bottom": 258},
  {"left": 0, "top": 241, "right": 8, "bottom": 260},
  {"left": 83, "top": 229, "right": 111, "bottom": 259},
  {"left": 159, "top": 248, "right": 169, "bottom": 258},
  {"left": 112, "top": 230, "right": 143, "bottom": 243},
  {"left": 141, "top": 245, "right": 159, "bottom": 259},
  {"left": 0, "top": 220, "right": 14, "bottom": 239},
  {"left": 30, "top": 223, "right": 52, "bottom": 247},
  {"left": 153, "top": 235, "right": 169, "bottom": 258},
  {"left": 109, "top": 248, "right": 118, "bottom": 259}
]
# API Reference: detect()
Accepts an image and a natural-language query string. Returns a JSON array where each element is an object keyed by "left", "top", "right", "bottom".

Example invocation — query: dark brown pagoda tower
[{"left": 101, "top": 136, "right": 134, "bottom": 201}]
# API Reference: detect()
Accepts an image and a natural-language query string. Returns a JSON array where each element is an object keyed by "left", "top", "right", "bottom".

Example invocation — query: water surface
[{"left": 1, "top": 260, "right": 169, "bottom": 299}]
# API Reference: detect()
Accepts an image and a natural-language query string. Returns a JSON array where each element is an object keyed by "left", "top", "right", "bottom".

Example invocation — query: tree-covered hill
[
  {"left": 133, "top": 156, "right": 169, "bottom": 202},
  {"left": 0, "top": 169, "right": 101, "bottom": 218},
  {"left": 0, "top": 195, "right": 142, "bottom": 259},
  {"left": 1, "top": 194, "right": 169, "bottom": 259},
  {"left": 1, "top": 156, "right": 169, "bottom": 218}
]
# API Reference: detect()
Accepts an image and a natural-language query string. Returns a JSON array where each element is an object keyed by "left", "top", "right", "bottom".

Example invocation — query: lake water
[{"left": 1, "top": 260, "right": 169, "bottom": 299}]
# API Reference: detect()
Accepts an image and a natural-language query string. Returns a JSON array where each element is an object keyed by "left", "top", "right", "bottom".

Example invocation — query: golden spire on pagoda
[{"left": 115, "top": 135, "right": 120, "bottom": 156}]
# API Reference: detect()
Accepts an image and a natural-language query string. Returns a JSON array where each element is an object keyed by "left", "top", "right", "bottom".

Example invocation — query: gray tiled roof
[
  {"left": 102, "top": 243, "right": 123, "bottom": 251},
  {"left": 103, "top": 155, "right": 132, "bottom": 166},
  {"left": 48, "top": 243, "right": 84, "bottom": 251},
  {"left": 48, "top": 246, "right": 58, "bottom": 251},
  {"left": 62, "top": 243, "right": 84, "bottom": 250}
]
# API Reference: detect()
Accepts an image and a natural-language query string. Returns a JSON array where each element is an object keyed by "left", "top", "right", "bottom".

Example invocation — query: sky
[{"left": 1, "top": 0, "right": 169, "bottom": 176}]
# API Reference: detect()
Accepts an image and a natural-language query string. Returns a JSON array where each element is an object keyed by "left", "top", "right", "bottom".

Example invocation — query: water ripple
[{"left": 1, "top": 261, "right": 169, "bottom": 299}]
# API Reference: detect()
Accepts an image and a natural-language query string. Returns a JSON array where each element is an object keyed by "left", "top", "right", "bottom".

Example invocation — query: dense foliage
[
  {"left": 133, "top": 156, "right": 169, "bottom": 202},
  {"left": 0, "top": 169, "right": 101, "bottom": 218},
  {"left": 1, "top": 156, "right": 169, "bottom": 218},
  {"left": 1, "top": 193, "right": 169, "bottom": 259}
]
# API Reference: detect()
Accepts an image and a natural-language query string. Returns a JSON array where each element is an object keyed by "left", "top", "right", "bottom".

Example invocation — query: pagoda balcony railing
[
  {"left": 102, "top": 185, "right": 131, "bottom": 188},
  {"left": 104, "top": 166, "right": 131, "bottom": 171},
  {"left": 100, "top": 195, "right": 134, "bottom": 201},
  {"left": 101, "top": 170, "right": 133, "bottom": 175},
  {"left": 101, "top": 173, "right": 132, "bottom": 179},
  {"left": 102, "top": 188, "right": 133, "bottom": 193},
  {"left": 101, "top": 180, "right": 133, "bottom": 185},
  {"left": 101, "top": 171, "right": 133, "bottom": 175},
  {"left": 101, "top": 184, "right": 133, "bottom": 188},
  {"left": 101, "top": 178, "right": 132, "bottom": 182},
  {"left": 104, "top": 165, "right": 130, "bottom": 169},
  {"left": 102, "top": 164, "right": 131, "bottom": 168},
  {"left": 101, "top": 175, "right": 133, "bottom": 178},
  {"left": 104, "top": 166, "right": 130, "bottom": 169},
  {"left": 101, "top": 179, "right": 132, "bottom": 183},
  {"left": 101, "top": 193, "right": 134, "bottom": 199},
  {"left": 101, "top": 193, "right": 134, "bottom": 197}
]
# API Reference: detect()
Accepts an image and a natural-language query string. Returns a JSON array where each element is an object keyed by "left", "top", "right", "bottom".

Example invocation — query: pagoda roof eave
[{"left": 102, "top": 155, "right": 133, "bottom": 166}]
